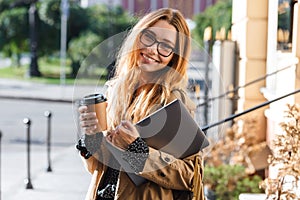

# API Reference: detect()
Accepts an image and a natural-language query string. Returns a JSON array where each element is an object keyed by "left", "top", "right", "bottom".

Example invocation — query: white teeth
[{"left": 143, "top": 54, "right": 156, "bottom": 62}]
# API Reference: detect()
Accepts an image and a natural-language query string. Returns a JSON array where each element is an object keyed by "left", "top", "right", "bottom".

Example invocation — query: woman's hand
[
  {"left": 107, "top": 120, "right": 140, "bottom": 150},
  {"left": 78, "top": 105, "right": 101, "bottom": 135}
]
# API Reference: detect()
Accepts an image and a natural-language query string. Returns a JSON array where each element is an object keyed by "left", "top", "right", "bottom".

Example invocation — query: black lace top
[{"left": 76, "top": 133, "right": 149, "bottom": 200}]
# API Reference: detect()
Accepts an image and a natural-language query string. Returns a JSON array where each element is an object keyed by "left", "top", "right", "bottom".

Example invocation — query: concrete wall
[
  {"left": 233, "top": 1, "right": 300, "bottom": 184},
  {"left": 231, "top": 0, "right": 268, "bottom": 142}
]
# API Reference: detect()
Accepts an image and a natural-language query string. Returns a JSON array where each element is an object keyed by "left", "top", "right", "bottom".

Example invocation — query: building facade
[
  {"left": 81, "top": 0, "right": 217, "bottom": 18},
  {"left": 231, "top": 0, "right": 300, "bottom": 177}
]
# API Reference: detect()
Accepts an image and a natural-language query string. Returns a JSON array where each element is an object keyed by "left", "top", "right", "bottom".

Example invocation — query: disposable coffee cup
[{"left": 81, "top": 93, "right": 107, "bottom": 131}]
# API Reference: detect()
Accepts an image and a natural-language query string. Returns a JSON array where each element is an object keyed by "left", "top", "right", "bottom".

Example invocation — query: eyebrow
[{"left": 146, "top": 29, "right": 176, "bottom": 47}]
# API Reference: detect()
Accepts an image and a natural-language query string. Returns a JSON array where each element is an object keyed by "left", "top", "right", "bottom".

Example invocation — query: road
[
  {"left": 0, "top": 99, "right": 79, "bottom": 144},
  {"left": 0, "top": 98, "right": 87, "bottom": 199}
]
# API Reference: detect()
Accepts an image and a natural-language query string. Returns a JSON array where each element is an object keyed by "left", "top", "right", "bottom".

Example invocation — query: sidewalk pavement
[
  {"left": 0, "top": 78, "right": 106, "bottom": 103},
  {"left": 0, "top": 78, "right": 75, "bottom": 102},
  {"left": 0, "top": 78, "right": 98, "bottom": 200},
  {"left": 3, "top": 146, "right": 91, "bottom": 200}
]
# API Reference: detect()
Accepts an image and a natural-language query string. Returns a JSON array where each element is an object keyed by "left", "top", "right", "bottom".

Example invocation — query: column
[{"left": 231, "top": 0, "right": 269, "bottom": 142}]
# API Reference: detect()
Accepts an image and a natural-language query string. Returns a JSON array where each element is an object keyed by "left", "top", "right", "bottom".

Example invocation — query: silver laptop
[
  {"left": 121, "top": 99, "right": 209, "bottom": 186},
  {"left": 135, "top": 98, "right": 209, "bottom": 158},
  {"left": 105, "top": 99, "right": 209, "bottom": 186}
]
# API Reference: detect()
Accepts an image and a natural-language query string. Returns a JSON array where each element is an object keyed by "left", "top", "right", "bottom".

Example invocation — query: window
[{"left": 277, "top": 0, "right": 297, "bottom": 51}]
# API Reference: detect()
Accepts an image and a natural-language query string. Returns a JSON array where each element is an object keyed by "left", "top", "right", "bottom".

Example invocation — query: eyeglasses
[{"left": 139, "top": 29, "right": 175, "bottom": 57}]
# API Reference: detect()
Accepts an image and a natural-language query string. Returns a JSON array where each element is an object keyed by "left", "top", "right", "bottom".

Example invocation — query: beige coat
[{"left": 81, "top": 91, "right": 205, "bottom": 200}]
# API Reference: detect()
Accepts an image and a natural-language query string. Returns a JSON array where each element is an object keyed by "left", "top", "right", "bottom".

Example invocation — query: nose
[{"left": 146, "top": 42, "right": 158, "bottom": 55}]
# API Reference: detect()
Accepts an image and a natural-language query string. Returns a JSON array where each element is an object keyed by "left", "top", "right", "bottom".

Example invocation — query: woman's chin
[
  {"left": 139, "top": 65, "right": 155, "bottom": 73},
  {"left": 139, "top": 64, "right": 166, "bottom": 73}
]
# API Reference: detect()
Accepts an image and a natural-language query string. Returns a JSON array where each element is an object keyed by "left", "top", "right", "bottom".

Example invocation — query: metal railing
[
  {"left": 197, "top": 63, "right": 296, "bottom": 108},
  {"left": 201, "top": 88, "right": 300, "bottom": 132}
]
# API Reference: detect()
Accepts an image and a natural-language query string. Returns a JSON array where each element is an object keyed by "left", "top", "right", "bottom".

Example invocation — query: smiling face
[{"left": 137, "top": 20, "right": 177, "bottom": 73}]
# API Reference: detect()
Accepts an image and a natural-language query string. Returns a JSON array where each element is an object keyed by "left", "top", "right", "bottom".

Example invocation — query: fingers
[
  {"left": 80, "top": 112, "right": 97, "bottom": 126},
  {"left": 106, "top": 131, "right": 125, "bottom": 150},
  {"left": 105, "top": 120, "right": 139, "bottom": 149},
  {"left": 79, "top": 112, "right": 97, "bottom": 121},
  {"left": 78, "top": 105, "right": 88, "bottom": 113},
  {"left": 80, "top": 118, "right": 98, "bottom": 128},
  {"left": 106, "top": 130, "right": 115, "bottom": 142},
  {"left": 120, "top": 120, "right": 134, "bottom": 131},
  {"left": 117, "top": 120, "right": 139, "bottom": 138},
  {"left": 78, "top": 107, "right": 99, "bottom": 134}
]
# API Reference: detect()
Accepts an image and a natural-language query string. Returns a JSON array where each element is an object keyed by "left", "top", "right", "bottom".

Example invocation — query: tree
[
  {"left": 68, "top": 4, "right": 135, "bottom": 78},
  {"left": 193, "top": 0, "right": 232, "bottom": 46},
  {"left": 0, "top": 1, "right": 135, "bottom": 79},
  {"left": 68, "top": 31, "right": 102, "bottom": 78},
  {"left": 87, "top": 5, "right": 136, "bottom": 39},
  {"left": 37, "top": 0, "right": 89, "bottom": 54},
  {"left": 0, "top": 0, "right": 42, "bottom": 76},
  {"left": 0, "top": 7, "right": 29, "bottom": 66}
]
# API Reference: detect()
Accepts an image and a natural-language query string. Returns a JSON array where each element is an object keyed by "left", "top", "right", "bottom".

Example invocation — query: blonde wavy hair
[{"left": 106, "top": 8, "right": 191, "bottom": 128}]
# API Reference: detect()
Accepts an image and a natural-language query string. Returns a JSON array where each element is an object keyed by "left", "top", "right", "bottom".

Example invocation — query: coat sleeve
[
  {"left": 80, "top": 139, "right": 111, "bottom": 175},
  {"left": 138, "top": 149, "right": 203, "bottom": 191},
  {"left": 136, "top": 90, "right": 203, "bottom": 191}
]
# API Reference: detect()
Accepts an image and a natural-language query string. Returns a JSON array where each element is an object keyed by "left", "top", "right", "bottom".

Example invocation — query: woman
[{"left": 77, "top": 8, "right": 205, "bottom": 200}]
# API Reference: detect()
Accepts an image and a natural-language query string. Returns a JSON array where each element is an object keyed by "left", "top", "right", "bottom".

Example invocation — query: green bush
[{"left": 204, "top": 164, "right": 264, "bottom": 200}]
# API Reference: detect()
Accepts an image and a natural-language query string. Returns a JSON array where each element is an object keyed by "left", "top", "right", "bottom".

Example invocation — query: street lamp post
[{"left": 60, "top": 0, "right": 69, "bottom": 85}]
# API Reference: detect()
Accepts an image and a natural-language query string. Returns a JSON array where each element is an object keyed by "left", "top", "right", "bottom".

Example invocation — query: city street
[
  {"left": 0, "top": 98, "right": 90, "bottom": 200},
  {"left": 0, "top": 99, "right": 79, "bottom": 144}
]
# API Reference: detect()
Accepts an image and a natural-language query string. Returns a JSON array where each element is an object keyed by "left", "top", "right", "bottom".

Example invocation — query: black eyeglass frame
[{"left": 139, "top": 29, "right": 175, "bottom": 57}]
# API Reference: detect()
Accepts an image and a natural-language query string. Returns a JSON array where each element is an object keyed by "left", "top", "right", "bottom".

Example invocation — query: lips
[{"left": 140, "top": 53, "right": 160, "bottom": 64}]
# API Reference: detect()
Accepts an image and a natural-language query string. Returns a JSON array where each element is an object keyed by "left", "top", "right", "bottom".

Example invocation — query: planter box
[{"left": 239, "top": 193, "right": 266, "bottom": 200}]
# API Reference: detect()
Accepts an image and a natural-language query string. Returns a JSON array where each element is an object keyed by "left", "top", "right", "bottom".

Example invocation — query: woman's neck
[
  {"left": 140, "top": 71, "right": 154, "bottom": 86},
  {"left": 139, "top": 68, "right": 169, "bottom": 86}
]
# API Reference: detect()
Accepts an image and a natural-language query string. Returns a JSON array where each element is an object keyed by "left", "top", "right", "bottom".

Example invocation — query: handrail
[
  {"left": 201, "top": 88, "right": 300, "bottom": 132},
  {"left": 197, "top": 61, "right": 298, "bottom": 108}
]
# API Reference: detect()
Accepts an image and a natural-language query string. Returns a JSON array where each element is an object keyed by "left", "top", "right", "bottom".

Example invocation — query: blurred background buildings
[{"left": 81, "top": 0, "right": 217, "bottom": 18}]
